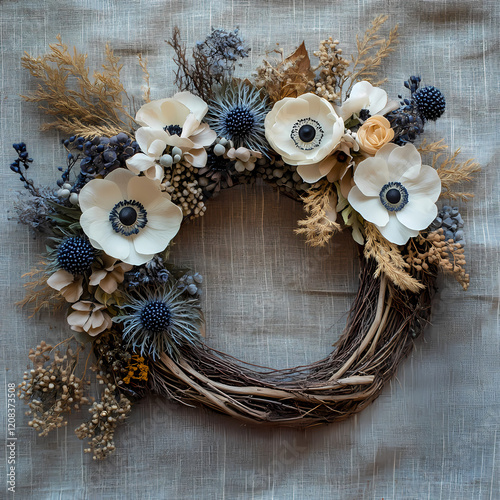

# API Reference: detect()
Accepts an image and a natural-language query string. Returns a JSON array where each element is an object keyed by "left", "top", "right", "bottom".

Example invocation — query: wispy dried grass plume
[
  {"left": 21, "top": 36, "right": 134, "bottom": 135},
  {"left": 295, "top": 181, "right": 341, "bottom": 246},
  {"left": 342, "top": 15, "right": 399, "bottom": 95},
  {"left": 17, "top": 266, "right": 65, "bottom": 316},
  {"left": 364, "top": 222, "right": 424, "bottom": 292},
  {"left": 419, "top": 139, "right": 481, "bottom": 202}
]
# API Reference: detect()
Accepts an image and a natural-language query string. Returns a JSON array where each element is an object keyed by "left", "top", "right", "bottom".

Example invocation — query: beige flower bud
[{"left": 357, "top": 116, "right": 395, "bottom": 155}]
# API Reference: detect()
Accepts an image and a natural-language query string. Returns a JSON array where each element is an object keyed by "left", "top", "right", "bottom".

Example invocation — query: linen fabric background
[{"left": 1, "top": 0, "right": 499, "bottom": 498}]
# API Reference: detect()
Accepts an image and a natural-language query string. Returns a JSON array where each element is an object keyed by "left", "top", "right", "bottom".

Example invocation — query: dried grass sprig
[
  {"left": 295, "top": 181, "right": 341, "bottom": 246},
  {"left": 364, "top": 222, "right": 424, "bottom": 292},
  {"left": 17, "top": 266, "right": 65, "bottom": 316},
  {"left": 21, "top": 36, "right": 134, "bottom": 134},
  {"left": 433, "top": 149, "right": 481, "bottom": 202},
  {"left": 138, "top": 54, "right": 151, "bottom": 103},
  {"left": 342, "top": 15, "right": 399, "bottom": 95}
]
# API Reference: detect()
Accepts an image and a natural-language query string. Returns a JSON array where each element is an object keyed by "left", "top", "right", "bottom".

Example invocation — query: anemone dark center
[
  {"left": 385, "top": 188, "right": 401, "bottom": 204},
  {"left": 336, "top": 152, "right": 348, "bottom": 163},
  {"left": 57, "top": 237, "right": 95, "bottom": 275},
  {"left": 298, "top": 124, "right": 316, "bottom": 142},
  {"left": 379, "top": 181, "right": 409, "bottom": 212},
  {"left": 224, "top": 106, "right": 255, "bottom": 137},
  {"left": 119, "top": 206, "right": 138, "bottom": 226},
  {"left": 140, "top": 301, "right": 172, "bottom": 333},
  {"left": 165, "top": 124, "right": 183, "bottom": 136}
]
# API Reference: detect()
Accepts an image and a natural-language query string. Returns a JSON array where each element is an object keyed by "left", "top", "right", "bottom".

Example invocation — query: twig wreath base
[{"left": 147, "top": 255, "right": 435, "bottom": 426}]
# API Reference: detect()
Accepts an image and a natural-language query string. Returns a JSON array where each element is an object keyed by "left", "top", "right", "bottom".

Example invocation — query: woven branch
[{"left": 148, "top": 256, "right": 435, "bottom": 426}]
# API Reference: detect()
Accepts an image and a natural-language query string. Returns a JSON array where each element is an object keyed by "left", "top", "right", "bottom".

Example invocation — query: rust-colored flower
[{"left": 356, "top": 115, "right": 394, "bottom": 155}]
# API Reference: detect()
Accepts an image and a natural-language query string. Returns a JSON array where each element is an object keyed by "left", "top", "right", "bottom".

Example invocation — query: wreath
[{"left": 12, "top": 17, "right": 480, "bottom": 460}]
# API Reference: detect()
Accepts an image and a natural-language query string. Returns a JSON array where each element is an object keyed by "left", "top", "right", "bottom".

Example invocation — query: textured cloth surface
[{"left": 1, "top": 1, "right": 499, "bottom": 499}]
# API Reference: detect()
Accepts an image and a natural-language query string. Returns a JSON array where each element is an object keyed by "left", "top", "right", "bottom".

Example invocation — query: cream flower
[
  {"left": 348, "top": 143, "right": 441, "bottom": 245},
  {"left": 338, "top": 81, "right": 389, "bottom": 121},
  {"left": 264, "top": 93, "right": 344, "bottom": 166},
  {"left": 79, "top": 169, "right": 183, "bottom": 266},
  {"left": 47, "top": 270, "right": 83, "bottom": 303},
  {"left": 89, "top": 254, "right": 133, "bottom": 294},
  {"left": 297, "top": 133, "right": 359, "bottom": 184},
  {"left": 67, "top": 301, "right": 112, "bottom": 337},
  {"left": 126, "top": 127, "right": 169, "bottom": 182},
  {"left": 356, "top": 115, "right": 394, "bottom": 154},
  {"left": 127, "top": 92, "right": 216, "bottom": 171}
]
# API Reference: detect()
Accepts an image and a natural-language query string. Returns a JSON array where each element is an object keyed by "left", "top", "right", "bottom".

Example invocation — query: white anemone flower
[
  {"left": 127, "top": 92, "right": 216, "bottom": 170},
  {"left": 79, "top": 169, "right": 183, "bottom": 266},
  {"left": 337, "top": 81, "right": 391, "bottom": 121},
  {"left": 348, "top": 143, "right": 441, "bottom": 245},
  {"left": 264, "top": 93, "right": 344, "bottom": 166},
  {"left": 126, "top": 127, "right": 169, "bottom": 182}
]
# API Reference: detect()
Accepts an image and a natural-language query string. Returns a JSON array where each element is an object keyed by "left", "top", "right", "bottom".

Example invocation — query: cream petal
[
  {"left": 78, "top": 178, "right": 123, "bottom": 212},
  {"left": 297, "top": 163, "right": 325, "bottom": 183},
  {"left": 135, "top": 99, "right": 170, "bottom": 127},
  {"left": 144, "top": 164, "right": 164, "bottom": 183},
  {"left": 159, "top": 99, "right": 190, "bottom": 127},
  {"left": 396, "top": 197, "right": 438, "bottom": 231},
  {"left": 102, "top": 168, "right": 136, "bottom": 197},
  {"left": 378, "top": 213, "right": 419, "bottom": 245},
  {"left": 71, "top": 301, "right": 91, "bottom": 312},
  {"left": 401, "top": 164, "right": 442, "bottom": 202},
  {"left": 148, "top": 139, "right": 167, "bottom": 158},
  {"left": 275, "top": 97, "right": 310, "bottom": 122},
  {"left": 348, "top": 186, "right": 389, "bottom": 226},
  {"left": 173, "top": 91, "right": 209, "bottom": 121},
  {"left": 67, "top": 310, "right": 90, "bottom": 328},
  {"left": 89, "top": 268, "right": 107, "bottom": 286},
  {"left": 353, "top": 157, "right": 389, "bottom": 196},
  {"left": 135, "top": 127, "right": 169, "bottom": 156},
  {"left": 99, "top": 274, "right": 119, "bottom": 294},
  {"left": 366, "top": 86, "right": 388, "bottom": 115},
  {"left": 61, "top": 281, "right": 84, "bottom": 303},
  {"left": 189, "top": 123, "right": 217, "bottom": 148},
  {"left": 127, "top": 175, "right": 162, "bottom": 205},
  {"left": 372, "top": 143, "right": 398, "bottom": 165},
  {"left": 47, "top": 269, "right": 74, "bottom": 290},
  {"left": 180, "top": 114, "right": 201, "bottom": 137},
  {"left": 165, "top": 135, "right": 193, "bottom": 149},
  {"left": 121, "top": 242, "right": 155, "bottom": 266},
  {"left": 300, "top": 92, "right": 333, "bottom": 117},
  {"left": 387, "top": 143, "right": 422, "bottom": 180},
  {"left": 339, "top": 95, "right": 369, "bottom": 121},
  {"left": 81, "top": 209, "right": 131, "bottom": 262},
  {"left": 183, "top": 148, "right": 208, "bottom": 168},
  {"left": 126, "top": 153, "right": 157, "bottom": 175}
]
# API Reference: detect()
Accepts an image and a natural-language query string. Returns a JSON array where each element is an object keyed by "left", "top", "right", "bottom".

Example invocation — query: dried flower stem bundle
[
  {"left": 295, "top": 181, "right": 341, "bottom": 246},
  {"left": 364, "top": 222, "right": 424, "bottom": 292},
  {"left": 18, "top": 341, "right": 89, "bottom": 436},
  {"left": 21, "top": 36, "right": 134, "bottom": 135},
  {"left": 407, "top": 230, "right": 469, "bottom": 290},
  {"left": 342, "top": 15, "right": 399, "bottom": 95}
]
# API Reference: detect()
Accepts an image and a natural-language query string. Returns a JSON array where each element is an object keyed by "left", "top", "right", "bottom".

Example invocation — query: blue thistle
[
  {"left": 205, "top": 83, "right": 270, "bottom": 154},
  {"left": 114, "top": 282, "right": 202, "bottom": 360}
]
